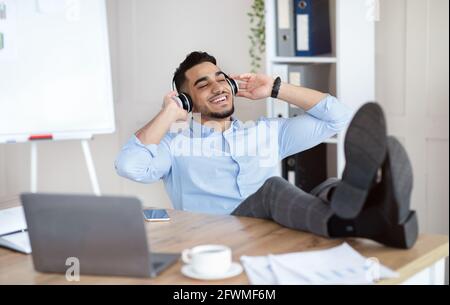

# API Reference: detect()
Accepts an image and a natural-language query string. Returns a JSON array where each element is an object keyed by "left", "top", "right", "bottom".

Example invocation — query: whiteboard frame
[{"left": 0, "top": 0, "right": 115, "bottom": 144}]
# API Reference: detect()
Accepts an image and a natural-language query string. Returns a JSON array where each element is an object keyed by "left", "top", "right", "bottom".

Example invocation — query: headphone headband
[{"left": 172, "top": 77, "right": 177, "bottom": 92}]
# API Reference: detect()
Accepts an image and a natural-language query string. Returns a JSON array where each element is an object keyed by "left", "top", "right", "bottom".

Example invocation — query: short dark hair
[{"left": 173, "top": 51, "right": 217, "bottom": 92}]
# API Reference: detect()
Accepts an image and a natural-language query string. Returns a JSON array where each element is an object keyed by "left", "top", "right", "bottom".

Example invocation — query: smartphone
[{"left": 143, "top": 209, "right": 170, "bottom": 222}]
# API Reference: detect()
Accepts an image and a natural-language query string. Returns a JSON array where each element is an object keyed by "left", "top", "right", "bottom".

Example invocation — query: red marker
[{"left": 28, "top": 134, "right": 53, "bottom": 141}]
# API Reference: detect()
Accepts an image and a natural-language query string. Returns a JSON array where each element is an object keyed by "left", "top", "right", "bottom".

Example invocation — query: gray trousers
[{"left": 231, "top": 177, "right": 340, "bottom": 237}]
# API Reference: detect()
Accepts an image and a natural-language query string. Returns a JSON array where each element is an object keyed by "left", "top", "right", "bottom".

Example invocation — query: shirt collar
[{"left": 189, "top": 117, "right": 242, "bottom": 137}]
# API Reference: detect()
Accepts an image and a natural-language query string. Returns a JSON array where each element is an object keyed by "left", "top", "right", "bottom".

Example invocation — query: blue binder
[{"left": 294, "top": 0, "right": 332, "bottom": 57}]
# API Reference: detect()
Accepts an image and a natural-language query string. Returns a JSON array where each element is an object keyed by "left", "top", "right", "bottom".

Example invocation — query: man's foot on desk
[
  {"left": 328, "top": 136, "right": 418, "bottom": 249},
  {"left": 331, "top": 102, "right": 388, "bottom": 219}
]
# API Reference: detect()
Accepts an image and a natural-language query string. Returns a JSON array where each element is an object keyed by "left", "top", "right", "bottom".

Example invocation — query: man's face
[{"left": 183, "top": 62, "right": 234, "bottom": 119}]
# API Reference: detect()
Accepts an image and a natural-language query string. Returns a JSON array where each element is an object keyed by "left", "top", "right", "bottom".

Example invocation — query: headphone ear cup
[
  {"left": 172, "top": 96, "right": 184, "bottom": 110},
  {"left": 226, "top": 78, "right": 239, "bottom": 96},
  {"left": 178, "top": 93, "right": 193, "bottom": 113}
]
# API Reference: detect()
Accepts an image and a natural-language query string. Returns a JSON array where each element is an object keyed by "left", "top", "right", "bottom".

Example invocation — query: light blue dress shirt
[{"left": 115, "top": 95, "right": 352, "bottom": 215}]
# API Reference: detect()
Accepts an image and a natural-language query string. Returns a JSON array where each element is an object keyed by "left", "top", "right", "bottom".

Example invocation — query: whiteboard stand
[
  {"left": 30, "top": 140, "right": 102, "bottom": 196},
  {"left": 81, "top": 140, "right": 101, "bottom": 196}
]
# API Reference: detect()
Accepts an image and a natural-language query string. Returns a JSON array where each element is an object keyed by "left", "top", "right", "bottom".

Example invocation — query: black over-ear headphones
[{"left": 171, "top": 72, "right": 239, "bottom": 113}]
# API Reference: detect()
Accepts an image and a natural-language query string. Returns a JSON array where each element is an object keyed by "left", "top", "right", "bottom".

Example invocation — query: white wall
[
  {"left": 376, "top": 0, "right": 449, "bottom": 284},
  {"left": 376, "top": 0, "right": 449, "bottom": 236}
]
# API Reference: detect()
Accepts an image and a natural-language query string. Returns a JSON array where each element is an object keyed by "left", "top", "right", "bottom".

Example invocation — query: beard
[{"left": 197, "top": 102, "right": 235, "bottom": 119}]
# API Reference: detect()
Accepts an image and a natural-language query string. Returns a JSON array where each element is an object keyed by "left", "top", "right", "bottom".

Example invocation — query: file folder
[
  {"left": 282, "top": 143, "right": 328, "bottom": 192},
  {"left": 276, "top": 0, "right": 295, "bottom": 57},
  {"left": 287, "top": 64, "right": 331, "bottom": 117},
  {"left": 271, "top": 64, "right": 289, "bottom": 118},
  {"left": 295, "top": 0, "right": 332, "bottom": 56}
]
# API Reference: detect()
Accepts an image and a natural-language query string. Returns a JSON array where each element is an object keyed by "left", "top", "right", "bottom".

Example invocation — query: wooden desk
[{"left": 0, "top": 196, "right": 448, "bottom": 285}]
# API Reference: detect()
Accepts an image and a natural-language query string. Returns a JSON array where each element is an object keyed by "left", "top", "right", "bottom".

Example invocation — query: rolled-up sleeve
[
  {"left": 114, "top": 135, "right": 172, "bottom": 184},
  {"left": 278, "top": 95, "right": 353, "bottom": 159}
]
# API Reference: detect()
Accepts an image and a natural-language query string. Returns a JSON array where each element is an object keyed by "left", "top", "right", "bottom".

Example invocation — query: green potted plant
[{"left": 248, "top": 0, "right": 265, "bottom": 73}]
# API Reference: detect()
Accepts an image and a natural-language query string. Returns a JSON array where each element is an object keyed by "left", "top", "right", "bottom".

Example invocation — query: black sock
[
  {"left": 328, "top": 207, "right": 387, "bottom": 238},
  {"left": 327, "top": 215, "right": 357, "bottom": 237}
]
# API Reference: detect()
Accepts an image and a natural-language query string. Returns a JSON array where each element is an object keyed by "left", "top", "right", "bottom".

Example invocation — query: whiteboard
[{"left": 0, "top": 0, "right": 115, "bottom": 143}]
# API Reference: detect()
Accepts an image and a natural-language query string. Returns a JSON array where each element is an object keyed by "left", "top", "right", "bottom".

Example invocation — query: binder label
[
  {"left": 296, "top": 15, "right": 309, "bottom": 51},
  {"left": 289, "top": 72, "right": 302, "bottom": 87},
  {"left": 277, "top": 0, "right": 290, "bottom": 29}
]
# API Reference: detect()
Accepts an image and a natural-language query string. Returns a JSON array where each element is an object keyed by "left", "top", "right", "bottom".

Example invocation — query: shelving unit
[
  {"left": 272, "top": 56, "right": 337, "bottom": 64},
  {"left": 264, "top": 0, "right": 375, "bottom": 184}
]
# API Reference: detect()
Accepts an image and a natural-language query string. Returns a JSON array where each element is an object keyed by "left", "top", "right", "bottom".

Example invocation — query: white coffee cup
[{"left": 182, "top": 244, "right": 232, "bottom": 276}]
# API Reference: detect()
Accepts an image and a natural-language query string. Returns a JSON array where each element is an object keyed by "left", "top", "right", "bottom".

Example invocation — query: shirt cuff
[{"left": 306, "top": 94, "right": 333, "bottom": 117}]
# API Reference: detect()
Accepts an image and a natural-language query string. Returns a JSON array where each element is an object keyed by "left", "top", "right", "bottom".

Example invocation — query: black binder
[{"left": 282, "top": 143, "right": 328, "bottom": 192}]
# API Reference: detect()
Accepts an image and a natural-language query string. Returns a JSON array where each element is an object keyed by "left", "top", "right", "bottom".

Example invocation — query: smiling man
[
  {"left": 115, "top": 51, "right": 418, "bottom": 249},
  {"left": 187, "top": 69, "right": 235, "bottom": 119}
]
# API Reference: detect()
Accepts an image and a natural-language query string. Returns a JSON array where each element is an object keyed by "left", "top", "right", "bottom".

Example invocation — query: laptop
[{"left": 20, "top": 193, "right": 179, "bottom": 278}]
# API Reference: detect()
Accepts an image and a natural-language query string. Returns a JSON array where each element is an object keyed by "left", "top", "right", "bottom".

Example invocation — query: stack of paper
[
  {"left": 0, "top": 206, "right": 31, "bottom": 254},
  {"left": 240, "top": 243, "right": 398, "bottom": 285}
]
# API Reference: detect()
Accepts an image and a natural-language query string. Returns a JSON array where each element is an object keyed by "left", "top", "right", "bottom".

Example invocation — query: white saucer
[{"left": 181, "top": 262, "right": 243, "bottom": 280}]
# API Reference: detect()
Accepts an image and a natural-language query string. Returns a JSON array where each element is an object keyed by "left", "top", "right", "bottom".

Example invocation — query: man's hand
[
  {"left": 162, "top": 91, "right": 188, "bottom": 122},
  {"left": 233, "top": 73, "right": 328, "bottom": 110},
  {"left": 135, "top": 92, "right": 188, "bottom": 145},
  {"left": 231, "top": 73, "right": 274, "bottom": 100}
]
